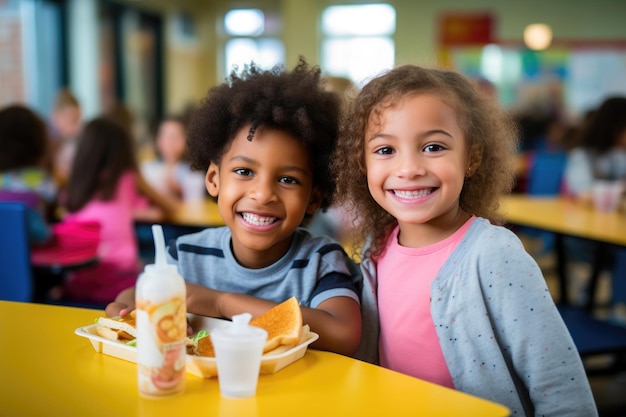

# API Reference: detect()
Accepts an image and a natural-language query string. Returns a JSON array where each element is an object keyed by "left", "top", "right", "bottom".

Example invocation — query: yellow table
[
  {"left": 500, "top": 194, "right": 626, "bottom": 246},
  {"left": 0, "top": 301, "right": 509, "bottom": 417},
  {"left": 167, "top": 199, "right": 224, "bottom": 228},
  {"left": 499, "top": 194, "right": 626, "bottom": 308}
]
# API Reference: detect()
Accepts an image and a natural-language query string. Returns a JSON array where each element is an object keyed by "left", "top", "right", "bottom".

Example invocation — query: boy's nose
[{"left": 249, "top": 178, "right": 277, "bottom": 204}]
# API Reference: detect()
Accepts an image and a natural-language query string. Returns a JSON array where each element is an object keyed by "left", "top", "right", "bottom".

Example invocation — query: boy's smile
[{"left": 206, "top": 125, "right": 320, "bottom": 268}]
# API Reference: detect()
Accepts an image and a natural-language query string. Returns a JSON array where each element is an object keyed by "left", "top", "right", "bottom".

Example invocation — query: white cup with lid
[
  {"left": 211, "top": 313, "right": 268, "bottom": 398},
  {"left": 592, "top": 180, "right": 623, "bottom": 212}
]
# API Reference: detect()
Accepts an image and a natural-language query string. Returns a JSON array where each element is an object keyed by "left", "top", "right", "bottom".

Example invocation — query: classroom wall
[{"left": 80, "top": 0, "right": 626, "bottom": 116}]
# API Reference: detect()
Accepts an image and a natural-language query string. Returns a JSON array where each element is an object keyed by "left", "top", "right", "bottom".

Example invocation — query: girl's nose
[{"left": 395, "top": 152, "right": 426, "bottom": 178}]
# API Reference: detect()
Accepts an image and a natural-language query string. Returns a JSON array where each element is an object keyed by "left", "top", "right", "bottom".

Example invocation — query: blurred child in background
[
  {"left": 47, "top": 88, "right": 82, "bottom": 185},
  {"left": 0, "top": 104, "right": 55, "bottom": 244},
  {"left": 564, "top": 96, "right": 626, "bottom": 202},
  {"left": 58, "top": 117, "right": 176, "bottom": 304},
  {"left": 564, "top": 96, "right": 626, "bottom": 324},
  {"left": 306, "top": 76, "right": 359, "bottom": 244},
  {"left": 141, "top": 115, "right": 203, "bottom": 201}
]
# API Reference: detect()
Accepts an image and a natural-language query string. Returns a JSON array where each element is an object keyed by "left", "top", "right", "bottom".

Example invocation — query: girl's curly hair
[
  {"left": 332, "top": 65, "right": 519, "bottom": 259},
  {"left": 187, "top": 58, "right": 341, "bottom": 209}
]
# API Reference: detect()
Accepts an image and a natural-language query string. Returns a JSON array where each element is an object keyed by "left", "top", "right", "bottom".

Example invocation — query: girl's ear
[
  {"left": 466, "top": 145, "right": 483, "bottom": 177},
  {"left": 305, "top": 188, "right": 323, "bottom": 215},
  {"left": 205, "top": 162, "right": 220, "bottom": 197}
]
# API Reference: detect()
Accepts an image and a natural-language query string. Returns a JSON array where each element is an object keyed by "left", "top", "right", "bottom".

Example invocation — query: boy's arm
[
  {"left": 105, "top": 287, "right": 136, "bottom": 318},
  {"left": 186, "top": 283, "right": 362, "bottom": 356}
]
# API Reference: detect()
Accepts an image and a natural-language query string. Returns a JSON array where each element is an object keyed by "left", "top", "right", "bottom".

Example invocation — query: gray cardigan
[{"left": 355, "top": 218, "right": 597, "bottom": 417}]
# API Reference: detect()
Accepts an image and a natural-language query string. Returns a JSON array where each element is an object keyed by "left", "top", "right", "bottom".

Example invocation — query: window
[
  {"left": 321, "top": 4, "right": 395, "bottom": 86},
  {"left": 223, "top": 8, "right": 284, "bottom": 77},
  {"left": 0, "top": 0, "right": 67, "bottom": 114}
]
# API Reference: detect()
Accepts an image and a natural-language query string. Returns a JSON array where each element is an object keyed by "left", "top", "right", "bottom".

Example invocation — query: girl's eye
[
  {"left": 278, "top": 176, "right": 299, "bottom": 185},
  {"left": 234, "top": 168, "right": 253, "bottom": 176},
  {"left": 374, "top": 146, "right": 394, "bottom": 155},
  {"left": 423, "top": 144, "right": 445, "bottom": 153}
]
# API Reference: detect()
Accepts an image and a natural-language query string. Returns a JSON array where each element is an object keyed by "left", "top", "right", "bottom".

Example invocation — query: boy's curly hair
[
  {"left": 187, "top": 58, "right": 341, "bottom": 209},
  {"left": 333, "top": 65, "right": 519, "bottom": 258}
]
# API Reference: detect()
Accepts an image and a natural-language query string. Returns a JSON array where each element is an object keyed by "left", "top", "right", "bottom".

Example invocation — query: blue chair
[
  {"left": 526, "top": 150, "right": 568, "bottom": 196},
  {"left": 0, "top": 202, "right": 33, "bottom": 302},
  {"left": 558, "top": 305, "right": 626, "bottom": 375},
  {"left": 521, "top": 150, "right": 568, "bottom": 254}
]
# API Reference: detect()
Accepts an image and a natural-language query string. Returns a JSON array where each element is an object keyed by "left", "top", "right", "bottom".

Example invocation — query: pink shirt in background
[
  {"left": 377, "top": 217, "right": 475, "bottom": 388},
  {"left": 65, "top": 171, "right": 147, "bottom": 272}
]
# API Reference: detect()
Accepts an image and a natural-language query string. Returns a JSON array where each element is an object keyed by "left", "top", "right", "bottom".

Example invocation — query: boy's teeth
[
  {"left": 394, "top": 189, "right": 432, "bottom": 199},
  {"left": 242, "top": 212, "right": 277, "bottom": 226}
]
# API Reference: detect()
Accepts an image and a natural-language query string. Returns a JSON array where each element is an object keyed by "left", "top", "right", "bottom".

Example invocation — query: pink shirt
[
  {"left": 65, "top": 171, "right": 146, "bottom": 271},
  {"left": 377, "top": 218, "right": 475, "bottom": 388}
]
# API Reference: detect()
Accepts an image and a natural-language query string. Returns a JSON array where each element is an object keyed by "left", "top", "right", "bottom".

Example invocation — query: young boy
[{"left": 106, "top": 59, "right": 362, "bottom": 356}]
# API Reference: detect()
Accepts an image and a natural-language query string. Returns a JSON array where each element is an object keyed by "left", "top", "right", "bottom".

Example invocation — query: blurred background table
[
  {"left": 500, "top": 194, "right": 626, "bottom": 306},
  {"left": 499, "top": 194, "right": 626, "bottom": 376},
  {"left": 500, "top": 194, "right": 626, "bottom": 247},
  {"left": 0, "top": 301, "right": 510, "bottom": 417},
  {"left": 167, "top": 199, "right": 224, "bottom": 228}
]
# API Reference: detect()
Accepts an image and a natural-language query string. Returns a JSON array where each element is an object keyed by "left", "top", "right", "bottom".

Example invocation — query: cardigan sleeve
[{"left": 476, "top": 229, "right": 598, "bottom": 416}]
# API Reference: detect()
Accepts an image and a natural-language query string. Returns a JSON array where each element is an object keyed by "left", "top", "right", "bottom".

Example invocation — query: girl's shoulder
[{"left": 464, "top": 217, "right": 524, "bottom": 250}]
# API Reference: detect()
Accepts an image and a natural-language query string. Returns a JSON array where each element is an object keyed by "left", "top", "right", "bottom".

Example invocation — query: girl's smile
[{"left": 389, "top": 187, "right": 435, "bottom": 201}]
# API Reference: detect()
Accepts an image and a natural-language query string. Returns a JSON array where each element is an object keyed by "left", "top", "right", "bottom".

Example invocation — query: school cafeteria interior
[{"left": 1, "top": 0, "right": 626, "bottom": 416}]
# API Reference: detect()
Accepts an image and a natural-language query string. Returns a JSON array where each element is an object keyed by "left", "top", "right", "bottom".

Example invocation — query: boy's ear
[
  {"left": 205, "top": 162, "right": 220, "bottom": 198},
  {"left": 305, "top": 188, "right": 323, "bottom": 215}
]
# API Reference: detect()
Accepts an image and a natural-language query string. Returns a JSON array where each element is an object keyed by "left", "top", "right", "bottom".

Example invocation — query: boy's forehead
[{"left": 226, "top": 124, "right": 309, "bottom": 158}]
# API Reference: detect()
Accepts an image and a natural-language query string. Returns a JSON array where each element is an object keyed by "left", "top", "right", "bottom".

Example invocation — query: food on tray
[
  {"left": 95, "top": 310, "right": 137, "bottom": 342},
  {"left": 250, "top": 296, "right": 303, "bottom": 353},
  {"left": 192, "top": 296, "right": 308, "bottom": 357},
  {"left": 94, "top": 296, "right": 309, "bottom": 356}
]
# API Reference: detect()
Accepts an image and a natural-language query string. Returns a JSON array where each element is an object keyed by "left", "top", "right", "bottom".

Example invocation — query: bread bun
[
  {"left": 96, "top": 311, "right": 137, "bottom": 341},
  {"left": 250, "top": 296, "right": 302, "bottom": 353},
  {"left": 194, "top": 296, "right": 304, "bottom": 357}
]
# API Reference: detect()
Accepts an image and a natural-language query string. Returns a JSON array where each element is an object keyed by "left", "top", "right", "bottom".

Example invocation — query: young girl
[
  {"left": 333, "top": 65, "right": 597, "bottom": 416},
  {"left": 141, "top": 115, "right": 203, "bottom": 201},
  {"left": 59, "top": 117, "right": 176, "bottom": 304},
  {"left": 47, "top": 88, "right": 82, "bottom": 185},
  {"left": 0, "top": 104, "right": 55, "bottom": 244}
]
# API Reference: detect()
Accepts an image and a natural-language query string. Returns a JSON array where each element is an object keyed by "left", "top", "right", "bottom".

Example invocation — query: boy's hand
[
  {"left": 105, "top": 287, "right": 136, "bottom": 317},
  {"left": 105, "top": 301, "right": 134, "bottom": 318}
]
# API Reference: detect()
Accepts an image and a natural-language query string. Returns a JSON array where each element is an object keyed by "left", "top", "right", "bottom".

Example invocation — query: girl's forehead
[{"left": 367, "top": 92, "right": 460, "bottom": 125}]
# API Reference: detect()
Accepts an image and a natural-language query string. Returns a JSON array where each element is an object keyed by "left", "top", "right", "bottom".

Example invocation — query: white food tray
[{"left": 75, "top": 315, "right": 318, "bottom": 378}]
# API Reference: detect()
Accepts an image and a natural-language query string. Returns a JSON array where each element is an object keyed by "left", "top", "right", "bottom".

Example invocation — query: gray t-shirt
[{"left": 166, "top": 227, "right": 360, "bottom": 308}]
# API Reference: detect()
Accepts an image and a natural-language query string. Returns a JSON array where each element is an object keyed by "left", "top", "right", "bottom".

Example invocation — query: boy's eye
[
  {"left": 234, "top": 168, "right": 253, "bottom": 176},
  {"left": 423, "top": 144, "right": 445, "bottom": 153},
  {"left": 278, "top": 176, "right": 299, "bottom": 185},
  {"left": 374, "top": 146, "right": 394, "bottom": 155}
]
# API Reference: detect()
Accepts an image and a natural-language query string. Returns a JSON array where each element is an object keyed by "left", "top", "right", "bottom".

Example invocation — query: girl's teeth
[
  {"left": 242, "top": 212, "right": 277, "bottom": 226},
  {"left": 394, "top": 189, "right": 432, "bottom": 199}
]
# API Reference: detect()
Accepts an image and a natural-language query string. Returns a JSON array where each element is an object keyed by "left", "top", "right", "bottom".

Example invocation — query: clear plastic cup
[
  {"left": 592, "top": 180, "right": 623, "bottom": 212},
  {"left": 211, "top": 313, "right": 267, "bottom": 398},
  {"left": 183, "top": 172, "right": 206, "bottom": 203}
]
